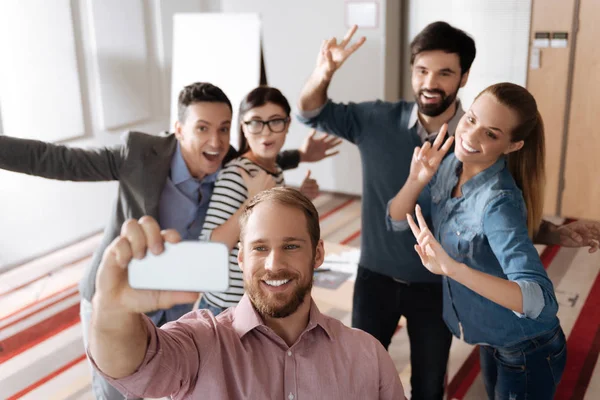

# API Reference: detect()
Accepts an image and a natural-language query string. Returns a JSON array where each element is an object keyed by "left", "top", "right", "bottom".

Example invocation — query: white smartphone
[{"left": 128, "top": 241, "right": 230, "bottom": 292}]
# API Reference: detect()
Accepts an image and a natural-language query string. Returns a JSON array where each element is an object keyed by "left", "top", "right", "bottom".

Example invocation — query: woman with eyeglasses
[{"left": 198, "top": 86, "right": 318, "bottom": 315}]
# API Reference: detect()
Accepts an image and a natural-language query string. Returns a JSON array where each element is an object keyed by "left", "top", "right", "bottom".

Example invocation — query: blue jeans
[
  {"left": 480, "top": 326, "right": 567, "bottom": 399},
  {"left": 198, "top": 296, "right": 226, "bottom": 316},
  {"left": 351, "top": 267, "right": 452, "bottom": 400}
]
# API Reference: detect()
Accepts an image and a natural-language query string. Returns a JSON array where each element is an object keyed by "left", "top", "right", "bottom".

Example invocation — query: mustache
[{"left": 259, "top": 271, "right": 298, "bottom": 281}]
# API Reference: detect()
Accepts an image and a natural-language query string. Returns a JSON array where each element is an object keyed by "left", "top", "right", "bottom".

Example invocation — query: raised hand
[
  {"left": 299, "top": 170, "right": 319, "bottom": 200},
  {"left": 407, "top": 204, "right": 460, "bottom": 277},
  {"left": 299, "top": 129, "right": 343, "bottom": 162},
  {"left": 409, "top": 124, "right": 454, "bottom": 185},
  {"left": 240, "top": 168, "right": 276, "bottom": 199},
  {"left": 94, "top": 217, "right": 199, "bottom": 314},
  {"left": 315, "top": 25, "right": 366, "bottom": 81},
  {"left": 555, "top": 220, "right": 600, "bottom": 253}
]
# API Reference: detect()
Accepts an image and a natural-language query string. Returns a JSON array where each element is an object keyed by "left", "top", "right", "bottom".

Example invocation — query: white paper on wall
[{"left": 170, "top": 13, "right": 262, "bottom": 149}]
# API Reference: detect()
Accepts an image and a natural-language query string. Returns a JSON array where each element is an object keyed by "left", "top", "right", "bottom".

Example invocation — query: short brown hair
[
  {"left": 239, "top": 187, "right": 320, "bottom": 249},
  {"left": 177, "top": 82, "right": 232, "bottom": 123}
]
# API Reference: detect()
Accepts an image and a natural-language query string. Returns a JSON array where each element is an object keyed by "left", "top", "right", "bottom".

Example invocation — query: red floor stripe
[
  {"left": 340, "top": 229, "right": 361, "bottom": 246},
  {"left": 447, "top": 349, "right": 481, "bottom": 399},
  {"left": 573, "top": 324, "right": 600, "bottom": 399},
  {"left": 7, "top": 353, "right": 88, "bottom": 400},
  {"left": 319, "top": 198, "right": 355, "bottom": 221},
  {"left": 0, "top": 283, "right": 78, "bottom": 324},
  {"left": 555, "top": 267, "right": 600, "bottom": 399},
  {"left": 446, "top": 243, "right": 561, "bottom": 399},
  {"left": 0, "top": 303, "right": 80, "bottom": 364},
  {"left": 0, "top": 255, "right": 90, "bottom": 298},
  {"left": 1, "top": 290, "right": 79, "bottom": 330}
]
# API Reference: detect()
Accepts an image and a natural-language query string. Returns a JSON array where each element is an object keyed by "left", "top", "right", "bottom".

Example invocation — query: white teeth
[
  {"left": 462, "top": 141, "right": 478, "bottom": 153},
  {"left": 205, "top": 151, "right": 219, "bottom": 156},
  {"left": 423, "top": 92, "right": 440, "bottom": 99},
  {"left": 264, "top": 279, "right": 290, "bottom": 287}
]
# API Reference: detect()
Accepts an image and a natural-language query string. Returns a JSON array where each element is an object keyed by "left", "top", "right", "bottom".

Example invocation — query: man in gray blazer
[{"left": 0, "top": 82, "right": 340, "bottom": 399}]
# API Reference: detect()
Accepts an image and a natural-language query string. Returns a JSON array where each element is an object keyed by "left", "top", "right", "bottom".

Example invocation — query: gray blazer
[{"left": 0, "top": 131, "right": 300, "bottom": 301}]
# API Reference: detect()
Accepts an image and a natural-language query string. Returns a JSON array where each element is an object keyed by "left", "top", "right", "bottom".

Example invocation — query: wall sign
[{"left": 534, "top": 32, "right": 550, "bottom": 48}]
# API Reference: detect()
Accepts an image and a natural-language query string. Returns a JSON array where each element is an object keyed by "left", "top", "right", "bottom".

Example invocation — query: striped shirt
[{"left": 200, "top": 157, "right": 285, "bottom": 309}]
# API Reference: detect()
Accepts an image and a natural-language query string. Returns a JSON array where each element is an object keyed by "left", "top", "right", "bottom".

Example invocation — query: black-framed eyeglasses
[{"left": 243, "top": 117, "right": 290, "bottom": 135}]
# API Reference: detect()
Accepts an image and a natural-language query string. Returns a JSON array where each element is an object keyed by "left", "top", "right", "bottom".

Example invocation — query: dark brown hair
[
  {"left": 410, "top": 21, "right": 476, "bottom": 74},
  {"left": 237, "top": 86, "right": 291, "bottom": 154},
  {"left": 177, "top": 82, "right": 232, "bottom": 123}
]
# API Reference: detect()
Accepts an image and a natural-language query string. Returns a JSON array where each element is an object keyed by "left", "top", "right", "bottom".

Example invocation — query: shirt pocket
[
  {"left": 443, "top": 228, "right": 476, "bottom": 259},
  {"left": 431, "top": 186, "right": 444, "bottom": 205}
]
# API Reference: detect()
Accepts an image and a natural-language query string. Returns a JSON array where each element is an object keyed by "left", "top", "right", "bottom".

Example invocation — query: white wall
[
  {"left": 402, "top": 0, "right": 532, "bottom": 108},
  {"left": 0, "top": 0, "right": 208, "bottom": 270},
  {"left": 221, "top": 0, "right": 401, "bottom": 196}
]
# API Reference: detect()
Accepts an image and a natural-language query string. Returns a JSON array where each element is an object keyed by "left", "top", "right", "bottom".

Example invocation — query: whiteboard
[
  {"left": 0, "top": 0, "right": 84, "bottom": 142},
  {"left": 170, "top": 13, "right": 262, "bottom": 149},
  {"left": 88, "top": 0, "right": 151, "bottom": 130}
]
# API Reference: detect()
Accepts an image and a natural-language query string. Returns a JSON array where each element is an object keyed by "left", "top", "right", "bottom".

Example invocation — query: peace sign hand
[
  {"left": 409, "top": 124, "right": 454, "bottom": 185},
  {"left": 316, "top": 25, "right": 366, "bottom": 81},
  {"left": 407, "top": 204, "right": 460, "bottom": 277}
]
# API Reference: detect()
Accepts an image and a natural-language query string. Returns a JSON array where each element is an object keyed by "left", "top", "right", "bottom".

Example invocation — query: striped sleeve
[{"left": 200, "top": 162, "right": 248, "bottom": 241}]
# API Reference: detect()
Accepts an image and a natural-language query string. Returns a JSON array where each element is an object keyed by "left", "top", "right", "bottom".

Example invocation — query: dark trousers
[{"left": 352, "top": 267, "right": 452, "bottom": 400}]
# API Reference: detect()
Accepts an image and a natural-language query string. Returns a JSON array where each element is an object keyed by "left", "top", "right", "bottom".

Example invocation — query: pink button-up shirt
[{"left": 90, "top": 294, "right": 405, "bottom": 399}]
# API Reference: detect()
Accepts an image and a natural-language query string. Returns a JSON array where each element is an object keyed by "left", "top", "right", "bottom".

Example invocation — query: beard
[
  {"left": 415, "top": 86, "right": 459, "bottom": 117},
  {"left": 246, "top": 270, "right": 313, "bottom": 319}
]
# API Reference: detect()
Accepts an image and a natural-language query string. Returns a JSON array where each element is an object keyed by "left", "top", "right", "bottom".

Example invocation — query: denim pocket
[
  {"left": 494, "top": 347, "right": 526, "bottom": 372},
  {"left": 545, "top": 329, "right": 567, "bottom": 386}
]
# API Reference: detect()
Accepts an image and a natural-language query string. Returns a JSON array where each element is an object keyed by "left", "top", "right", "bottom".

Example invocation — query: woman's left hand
[{"left": 407, "top": 204, "right": 461, "bottom": 277}]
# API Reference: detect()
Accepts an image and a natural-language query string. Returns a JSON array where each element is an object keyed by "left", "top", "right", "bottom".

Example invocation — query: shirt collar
[
  {"left": 170, "top": 143, "right": 219, "bottom": 185},
  {"left": 232, "top": 294, "right": 334, "bottom": 341},
  {"left": 459, "top": 155, "right": 507, "bottom": 197},
  {"left": 408, "top": 100, "right": 465, "bottom": 139}
]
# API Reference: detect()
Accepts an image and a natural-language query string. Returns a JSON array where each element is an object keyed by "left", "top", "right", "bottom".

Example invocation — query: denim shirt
[{"left": 387, "top": 154, "right": 560, "bottom": 347}]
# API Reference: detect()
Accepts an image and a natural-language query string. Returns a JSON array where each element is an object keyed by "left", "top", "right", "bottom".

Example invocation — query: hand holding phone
[{"left": 128, "top": 241, "right": 229, "bottom": 292}]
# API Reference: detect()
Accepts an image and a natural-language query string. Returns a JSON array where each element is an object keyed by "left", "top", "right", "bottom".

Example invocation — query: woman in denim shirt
[{"left": 387, "top": 83, "right": 566, "bottom": 399}]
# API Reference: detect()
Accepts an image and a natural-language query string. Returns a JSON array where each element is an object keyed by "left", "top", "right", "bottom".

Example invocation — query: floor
[{"left": 1, "top": 191, "right": 599, "bottom": 399}]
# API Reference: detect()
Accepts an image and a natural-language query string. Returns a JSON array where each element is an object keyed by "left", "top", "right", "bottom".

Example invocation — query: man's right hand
[
  {"left": 94, "top": 216, "right": 199, "bottom": 314},
  {"left": 315, "top": 25, "right": 366, "bottom": 82}
]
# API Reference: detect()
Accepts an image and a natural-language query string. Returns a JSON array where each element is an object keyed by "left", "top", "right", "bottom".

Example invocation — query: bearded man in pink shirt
[{"left": 87, "top": 187, "right": 405, "bottom": 400}]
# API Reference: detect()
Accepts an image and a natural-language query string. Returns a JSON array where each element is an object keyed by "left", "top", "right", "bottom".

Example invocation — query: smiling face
[
  {"left": 241, "top": 102, "right": 289, "bottom": 161},
  {"left": 238, "top": 200, "right": 324, "bottom": 319},
  {"left": 174, "top": 101, "right": 232, "bottom": 179},
  {"left": 454, "top": 93, "right": 524, "bottom": 170},
  {"left": 411, "top": 50, "right": 468, "bottom": 117}
]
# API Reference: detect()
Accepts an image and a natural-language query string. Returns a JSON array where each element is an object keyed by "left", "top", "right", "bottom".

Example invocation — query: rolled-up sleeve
[
  {"left": 296, "top": 102, "right": 328, "bottom": 120},
  {"left": 385, "top": 198, "right": 411, "bottom": 232},
  {"left": 483, "top": 193, "right": 559, "bottom": 321},
  {"left": 514, "top": 280, "right": 545, "bottom": 319}
]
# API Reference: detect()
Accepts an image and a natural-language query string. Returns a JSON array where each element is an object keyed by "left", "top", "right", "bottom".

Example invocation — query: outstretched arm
[{"left": 0, "top": 134, "right": 124, "bottom": 181}]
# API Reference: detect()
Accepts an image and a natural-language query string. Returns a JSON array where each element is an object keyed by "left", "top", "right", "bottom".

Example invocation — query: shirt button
[
  {"left": 288, "top": 393, "right": 294, "bottom": 400},
  {"left": 287, "top": 350, "right": 292, "bottom": 356}
]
